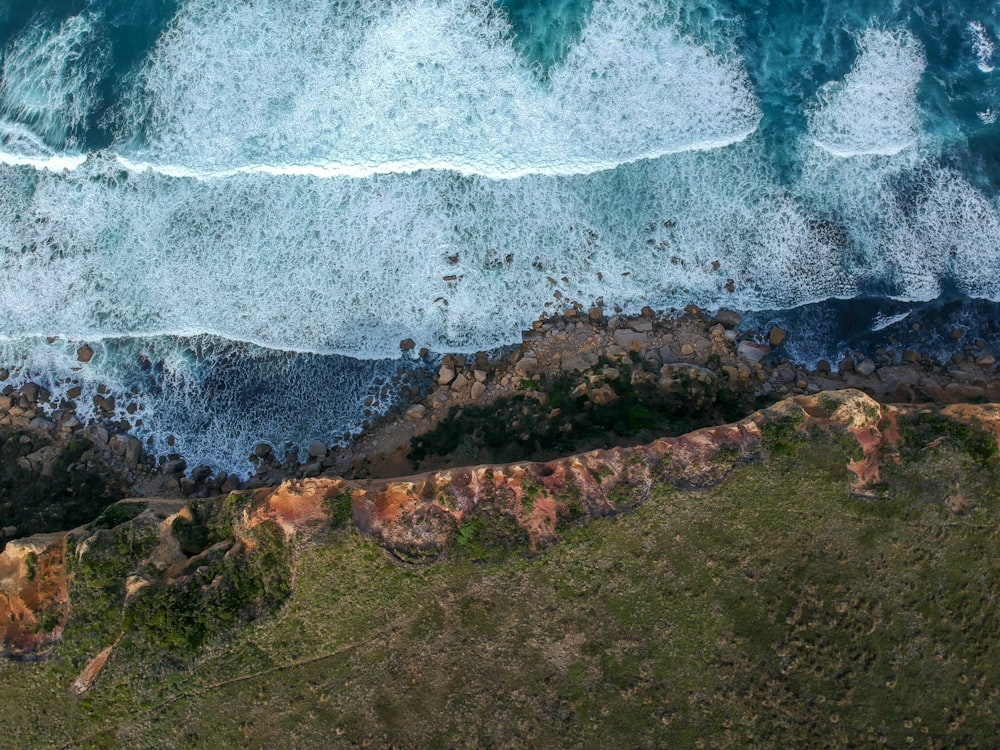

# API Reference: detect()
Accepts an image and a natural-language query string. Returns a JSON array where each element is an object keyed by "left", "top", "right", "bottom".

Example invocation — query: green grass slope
[{"left": 1, "top": 425, "right": 998, "bottom": 749}]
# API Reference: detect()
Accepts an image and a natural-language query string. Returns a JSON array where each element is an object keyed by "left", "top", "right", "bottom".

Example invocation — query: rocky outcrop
[{"left": 0, "top": 533, "right": 68, "bottom": 659}]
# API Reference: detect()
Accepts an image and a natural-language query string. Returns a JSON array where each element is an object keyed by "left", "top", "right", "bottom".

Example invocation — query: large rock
[
  {"left": 737, "top": 341, "right": 770, "bottom": 363},
  {"left": 561, "top": 351, "right": 599, "bottom": 374},
  {"left": 714, "top": 310, "right": 742, "bottom": 328},
  {"left": 613, "top": 330, "right": 648, "bottom": 351}
]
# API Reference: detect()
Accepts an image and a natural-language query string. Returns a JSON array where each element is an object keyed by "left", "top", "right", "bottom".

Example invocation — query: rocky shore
[{"left": 1, "top": 305, "right": 998, "bottom": 508}]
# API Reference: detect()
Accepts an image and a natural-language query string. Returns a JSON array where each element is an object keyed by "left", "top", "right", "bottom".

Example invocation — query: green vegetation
[
  {"left": 0, "top": 429, "right": 126, "bottom": 539},
  {"left": 0, "top": 423, "right": 994, "bottom": 747},
  {"left": 124, "top": 520, "right": 292, "bottom": 654},
  {"left": 324, "top": 491, "right": 354, "bottom": 529},
  {"left": 407, "top": 361, "right": 754, "bottom": 470},
  {"left": 760, "top": 408, "right": 807, "bottom": 456}
]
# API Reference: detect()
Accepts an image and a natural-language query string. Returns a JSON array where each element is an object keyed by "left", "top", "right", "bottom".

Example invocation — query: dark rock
[
  {"left": 855, "top": 359, "right": 877, "bottom": 377},
  {"left": 77, "top": 345, "right": 94, "bottom": 363},
  {"left": 163, "top": 459, "right": 186, "bottom": 475},
  {"left": 399, "top": 338, "right": 416, "bottom": 351},
  {"left": 714, "top": 310, "right": 742, "bottom": 329},
  {"left": 110, "top": 434, "right": 142, "bottom": 465},
  {"left": 768, "top": 326, "right": 787, "bottom": 348},
  {"left": 254, "top": 443, "right": 273, "bottom": 459},
  {"left": 308, "top": 441, "right": 328, "bottom": 460},
  {"left": 191, "top": 465, "right": 212, "bottom": 483}
]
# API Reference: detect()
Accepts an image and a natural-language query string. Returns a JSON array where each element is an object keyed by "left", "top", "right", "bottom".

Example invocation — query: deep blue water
[{"left": 0, "top": 0, "right": 997, "bottom": 473}]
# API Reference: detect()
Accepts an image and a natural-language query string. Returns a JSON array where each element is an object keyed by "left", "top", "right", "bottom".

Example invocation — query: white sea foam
[
  {"left": 871, "top": 311, "right": 910, "bottom": 331},
  {"left": 798, "top": 140, "right": 1000, "bottom": 304},
  {"left": 0, "top": 335, "right": 404, "bottom": 475},
  {"left": 0, "top": 14, "right": 97, "bottom": 152},
  {"left": 978, "top": 108, "right": 998, "bottom": 124},
  {"left": 969, "top": 20, "right": 995, "bottom": 73},
  {"left": 0, "top": 120, "right": 86, "bottom": 170},
  {"left": 115, "top": 0, "right": 760, "bottom": 177},
  {"left": 808, "top": 28, "right": 925, "bottom": 157}
]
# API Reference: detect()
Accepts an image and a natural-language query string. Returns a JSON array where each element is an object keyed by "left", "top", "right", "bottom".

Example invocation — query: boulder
[
  {"left": 588, "top": 384, "right": 618, "bottom": 406},
  {"left": 768, "top": 326, "right": 787, "bottom": 347},
  {"left": 437, "top": 365, "right": 456, "bottom": 385},
  {"left": 77, "top": 345, "right": 94, "bottom": 363},
  {"left": 714, "top": 310, "right": 742, "bottom": 328},
  {"left": 855, "top": 359, "right": 877, "bottom": 377},
  {"left": 737, "top": 341, "right": 770, "bottom": 363},
  {"left": 628, "top": 318, "right": 654, "bottom": 333},
  {"left": 561, "top": 351, "right": 599, "bottom": 373},
  {"left": 398, "top": 338, "right": 416, "bottom": 351},
  {"left": 612, "top": 330, "right": 648, "bottom": 351},
  {"left": 470, "top": 382, "right": 487, "bottom": 400},
  {"left": 405, "top": 404, "right": 426, "bottom": 419}
]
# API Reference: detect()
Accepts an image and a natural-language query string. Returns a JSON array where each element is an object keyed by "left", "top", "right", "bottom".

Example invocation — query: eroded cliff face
[
  {"left": 1, "top": 390, "right": 997, "bottom": 676},
  {"left": 0, "top": 533, "right": 68, "bottom": 658}
]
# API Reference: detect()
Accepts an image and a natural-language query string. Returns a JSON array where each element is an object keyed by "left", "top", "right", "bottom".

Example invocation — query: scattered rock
[
  {"left": 77, "top": 345, "right": 94, "bottom": 363},
  {"left": 437, "top": 365, "right": 456, "bottom": 386},
  {"left": 405, "top": 404, "right": 427, "bottom": 419},
  {"left": 308, "top": 442, "right": 328, "bottom": 460},
  {"left": 470, "top": 382, "right": 487, "bottom": 400},
  {"left": 451, "top": 373, "right": 470, "bottom": 391},
  {"left": 768, "top": 326, "right": 787, "bottom": 348},
  {"left": 399, "top": 338, "right": 416, "bottom": 351}
]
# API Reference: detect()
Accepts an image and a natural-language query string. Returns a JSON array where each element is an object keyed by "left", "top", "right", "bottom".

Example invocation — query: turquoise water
[{"left": 0, "top": 0, "right": 997, "bottom": 473}]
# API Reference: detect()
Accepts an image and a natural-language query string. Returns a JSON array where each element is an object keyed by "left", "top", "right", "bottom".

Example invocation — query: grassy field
[{"left": 1, "top": 423, "right": 998, "bottom": 749}]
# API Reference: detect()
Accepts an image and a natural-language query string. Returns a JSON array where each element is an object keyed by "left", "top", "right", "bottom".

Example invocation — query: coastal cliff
[{"left": 0, "top": 388, "right": 998, "bottom": 748}]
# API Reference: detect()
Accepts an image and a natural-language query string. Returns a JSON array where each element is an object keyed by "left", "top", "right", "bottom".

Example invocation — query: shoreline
[{"left": 1, "top": 304, "right": 998, "bottom": 506}]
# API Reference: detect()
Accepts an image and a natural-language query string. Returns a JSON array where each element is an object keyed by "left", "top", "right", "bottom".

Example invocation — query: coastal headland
[{"left": 1, "top": 306, "right": 999, "bottom": 747}]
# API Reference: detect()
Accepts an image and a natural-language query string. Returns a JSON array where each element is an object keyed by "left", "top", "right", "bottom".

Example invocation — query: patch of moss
[
  {"left": 898, "top": 413, "right": 998, "bottom": 467},
  {"left": 761, "top": 409, "right": 807, "bottom": 456},
  {"left": 325, "top": 491, "right": 353, "bottom": 529}
]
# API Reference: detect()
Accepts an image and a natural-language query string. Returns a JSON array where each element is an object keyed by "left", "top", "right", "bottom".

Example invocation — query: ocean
[{"left": 0, "top": 0, "right": 997, "bottom": 474}]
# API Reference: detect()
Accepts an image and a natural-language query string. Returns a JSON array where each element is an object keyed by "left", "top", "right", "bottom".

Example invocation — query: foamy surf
[
  {"left": 808, "top": 28, "right": 925, "bottom": 158},
  {"left": 117, "top": 0, "right": 761, "bottom": 177},
  {"left": 112, "top": 129, "right": 759, "bottom": 181}
]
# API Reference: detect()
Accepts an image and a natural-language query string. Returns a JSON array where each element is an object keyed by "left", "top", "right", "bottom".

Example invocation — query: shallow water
[{"left": 0, "top": 0, "right": 997, "bottom": 473}]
